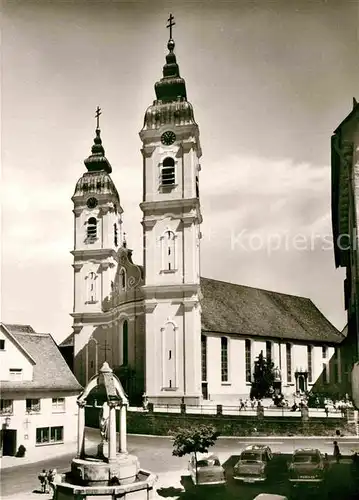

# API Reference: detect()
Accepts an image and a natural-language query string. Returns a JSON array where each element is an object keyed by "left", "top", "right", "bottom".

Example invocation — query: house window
[
  {"left": 50, "top": 426, "right": 64, "bottom": 442},
  {"left": 286, "top": 343, "right": 292, "bottom": 383},
  {"left": 322, "top": 346, "right": 327, "bottom": 358},
  {"left": 201, "top": 335, "right": 207, "bottom": 382},
  {"left": 161, "top": 157, "right": 175, "bottom": 186},
  {"left": 122, "top": 320, "right": 128, "bottom": 365},
  {"left": 36, "top": 426, "right": 64, "bottom": 444},
  {"left": 26, "top": 398, "right": 41, "bottom": 413},
  {"left": 36, "top": 427, "right": 49, "bottom": 444},
  {"left": 9, "top": 368, "right": 22, "bottom": 380},
  {"left": 266, "top": 341, "right": 272, "bottom": 362},
  {"left": 323, "top": 363, "right": 328, "bottom": 384},
  {"left": 307, "top": 345, "right": 313, "bottom": 383},
  {"left": 0, "top": 339, "right": 5, "bottom": 350},
  {"left": 245, "top": 339, "right": 251, "bottom": 382},
  {"left": 221, "top": 337, "right": 229, "bottom": 383},
  {"left": 87, "top": 217, "right": 97, "bottom": 239},
  {"left": 0, "top": 399, "right": 13, "bottom": 415},
  {"left": 86, "top": 272, "right": 97, "bottom": 302},
  {"left": 52, "top": 398, "right": 65, "bottom": 412}
]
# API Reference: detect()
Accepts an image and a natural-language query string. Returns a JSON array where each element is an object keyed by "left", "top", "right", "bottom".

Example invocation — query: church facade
[{"left": 69, "top": 22, "right": 343, "bottom": 405}]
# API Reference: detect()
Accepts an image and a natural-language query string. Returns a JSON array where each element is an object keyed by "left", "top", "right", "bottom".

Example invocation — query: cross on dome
[
  {"left": 166, "top": 13, "right": 175, "bottom": 40},
  {"left": 95, "top": 106, "right": 102, "bottom": 129}
]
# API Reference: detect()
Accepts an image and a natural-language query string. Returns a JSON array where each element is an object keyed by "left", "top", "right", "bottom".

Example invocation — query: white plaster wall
[
  {"left": 205, "top": 335, "right": 337, "bottom": 401},
  {"left": 0, "top": 330, "right": 33, "bottom": 381},
  {"left": 0, "top": 393, "right": 79, "bottom": 453},
  {"left": 145, "top": 300, "right": 201, "bottom": 398}
]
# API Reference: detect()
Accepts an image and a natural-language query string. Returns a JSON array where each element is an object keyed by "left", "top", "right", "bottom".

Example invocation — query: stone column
[
  {"left": 108, "top": 402, "right": 117, "bottom": 463},
  {"left": 77, "top": 400, "right": 86, "bottom": 458},
  {"left": 119, "top": 404, "right": 127, "bottom": 453}
]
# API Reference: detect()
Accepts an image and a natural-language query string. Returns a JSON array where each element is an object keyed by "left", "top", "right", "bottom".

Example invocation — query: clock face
[
  {"left": 87, "top": 197, "right": 98, "bottom": 209},
  {"left": 161, "top": 130, "right": 176, "bottom": 146}
]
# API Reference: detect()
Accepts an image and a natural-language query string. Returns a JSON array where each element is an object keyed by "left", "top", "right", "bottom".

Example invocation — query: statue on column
[{"left": 99, "top": 401, "right": 110, "bottom": 442}]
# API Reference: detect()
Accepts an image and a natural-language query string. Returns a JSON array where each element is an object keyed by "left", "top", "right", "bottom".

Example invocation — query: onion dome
[
  {"left": 73, "top": 170, "right": 119, "bottom": 200},
  {"left": 143, "top": 100, "right": 196, "bottom": 131},
  {"left": 84, "top": 128, "right": 112, "bottom": 174},
  {"left": 143, "top": 18, "right": 198, "bottom": 131},
  {"left": 154, "top": 39, "right": 187, "bottom": 103}
]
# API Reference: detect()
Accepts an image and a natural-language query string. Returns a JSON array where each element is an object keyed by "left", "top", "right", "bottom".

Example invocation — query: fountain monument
[{"left": 52, "top": 362, "right": 157, "bottom": 499}]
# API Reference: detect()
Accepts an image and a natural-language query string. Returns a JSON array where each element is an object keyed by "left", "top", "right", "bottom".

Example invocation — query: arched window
[
  {"left": 122, "top": 320, "right": 128, "bottom": 366},
  {"left": 120, "top": 268, "right": 126, "bottom": 291},
  {"left": 87, "top": 217, "right": 97, "bottom": 239},
  {"left": 162, "top": 230, "right": 176, "bottom": 271},
  {"left": 161, "top": 157, "right": 175, "bottom": 186},
  {"left": 162, "top": 322, "right": 177, "bottom": 389},
  {"left": 86, "top": 272, "right": 97, "bottom": 303}
]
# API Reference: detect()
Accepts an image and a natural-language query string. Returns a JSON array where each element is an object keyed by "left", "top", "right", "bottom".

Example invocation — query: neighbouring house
[
  {"left": 0, "top": 323, "right": 82, "bottom": 457},
  {"left": 331, "top": 98, "right": 359, "bottom": 401}
]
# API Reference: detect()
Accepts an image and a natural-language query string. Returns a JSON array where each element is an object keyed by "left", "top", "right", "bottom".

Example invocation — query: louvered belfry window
[
  {"left": 87, "top": 217, "right": 97, "bottom": 239},
  {"left": 161, "top": 157, "right": 175, "bottom": 185}
]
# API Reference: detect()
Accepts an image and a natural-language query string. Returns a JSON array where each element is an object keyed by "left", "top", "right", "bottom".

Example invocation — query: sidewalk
[{"left": 1, "top": 441, "right": 78, "bottom": 470}]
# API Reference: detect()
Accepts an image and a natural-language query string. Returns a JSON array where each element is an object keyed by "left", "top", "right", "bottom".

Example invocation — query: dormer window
[
  {"left": 161, "top": 157, "right": 175, "bottom": 186},
  {"left": 87, "top": 217, "right": 97, "bottom": 239}
]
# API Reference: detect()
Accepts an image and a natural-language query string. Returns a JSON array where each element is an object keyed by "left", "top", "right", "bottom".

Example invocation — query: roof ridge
[{"left": 200, "top": 276, "right": 311, "bottom": 301}]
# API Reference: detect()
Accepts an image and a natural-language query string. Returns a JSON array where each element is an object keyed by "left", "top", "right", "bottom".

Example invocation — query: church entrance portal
[{"left": 2, "top": 429, "right": 17, "bottom": 456}]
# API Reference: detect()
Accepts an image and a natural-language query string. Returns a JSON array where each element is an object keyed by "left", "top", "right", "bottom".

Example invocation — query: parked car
[
  {"left": 288, "top": 448, "right": 326, "bottom": 487},
  {"left": 188, "top": 454, "right": 226, "bottom": 486},
  {"left": 233, "top": 445, "right": 273, "bottom": 483},
  {"left": 253, "top": 495, "right": 288, "bottom": 500}
]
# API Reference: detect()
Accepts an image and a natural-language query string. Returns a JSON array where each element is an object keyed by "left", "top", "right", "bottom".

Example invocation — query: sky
[{"left": 2, "top": 0, "right": 358, "bottom": 342}]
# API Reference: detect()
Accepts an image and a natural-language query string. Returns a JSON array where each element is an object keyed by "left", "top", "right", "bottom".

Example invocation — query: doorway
[{"left": 2, "top": 429, "right": 17, "bottom": 456}]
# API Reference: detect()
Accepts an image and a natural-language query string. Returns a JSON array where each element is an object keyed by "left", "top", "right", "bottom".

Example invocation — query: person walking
[
  {"left": 38, "top": 470, "right": 47, "bottom": 494},
  {"left": 47, "top": 469, "right": 57, "bottom": 495},
  {"left": 333, "top": 440, "right": 341, "bottom": 464}
]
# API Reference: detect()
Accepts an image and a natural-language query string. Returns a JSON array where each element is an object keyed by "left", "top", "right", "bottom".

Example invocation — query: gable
[{"left": 0, "top": 324, "right": 34, "bottom": 382}]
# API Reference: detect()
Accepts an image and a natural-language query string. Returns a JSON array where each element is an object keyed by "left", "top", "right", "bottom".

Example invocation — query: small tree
[
  {"left": 250, "top": 350, "right": 275, "bottom": 400},
  {"left": 171, "top": 424, "right": 220, "bottom": 484}
]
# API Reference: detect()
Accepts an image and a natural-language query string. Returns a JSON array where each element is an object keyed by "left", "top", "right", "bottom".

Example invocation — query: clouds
[{"left": 1, "top": 0, "right": 352, "bottom": 340}]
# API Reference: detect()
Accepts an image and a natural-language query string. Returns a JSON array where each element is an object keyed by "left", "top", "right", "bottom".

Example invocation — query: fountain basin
[
  {"left": 53, "top": 469, "right": 157, "bottom": 500},
  {"left": 71, "top": 454, "right": 139, "bottom": 486}
]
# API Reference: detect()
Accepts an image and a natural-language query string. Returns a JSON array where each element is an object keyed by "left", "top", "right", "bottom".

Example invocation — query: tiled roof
[
  {"left": 200, "top": 277, "right": 343, "bottom": 344},
  {"left": 59, "top": 333, "right": 74, "bottom": 347},
  {"left": 2, "top": 324, "right": 82, "bottom": 393},
  {"left": 5, "top": 324, "right": 35, "bottom": 333}
]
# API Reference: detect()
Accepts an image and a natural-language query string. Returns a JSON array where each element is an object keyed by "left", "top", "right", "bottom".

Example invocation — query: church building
[{"left": 67, "top": 17, "right": 343, "bottom": 405}]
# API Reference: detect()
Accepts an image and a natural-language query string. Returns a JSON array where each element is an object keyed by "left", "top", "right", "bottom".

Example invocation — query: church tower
[
  {"left": 71, "top": 109, "right": 123, "bottom": 385},
  {"left": 139, "top": 16, "right": 203, "bottom": 404}
]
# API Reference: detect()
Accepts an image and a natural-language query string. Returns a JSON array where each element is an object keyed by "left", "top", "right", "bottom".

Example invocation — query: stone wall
[{"left": 85, "top": 406, "right": 356, "bottom": 437}]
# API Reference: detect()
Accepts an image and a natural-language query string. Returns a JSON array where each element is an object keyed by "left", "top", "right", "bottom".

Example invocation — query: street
[{"left": 1, "top": 430, "right": 358, "bottom": 498}]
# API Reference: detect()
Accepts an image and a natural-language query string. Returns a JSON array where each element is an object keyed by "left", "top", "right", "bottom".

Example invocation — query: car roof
[
  {"left": 244, "top": 445, "right": 269, "bottom": 451},
  {"left": 294, "top": 448, "right": 320, "bottom": 454},
  {"left": 253, "top": 494, "right": 288, "bottom": 500}
]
